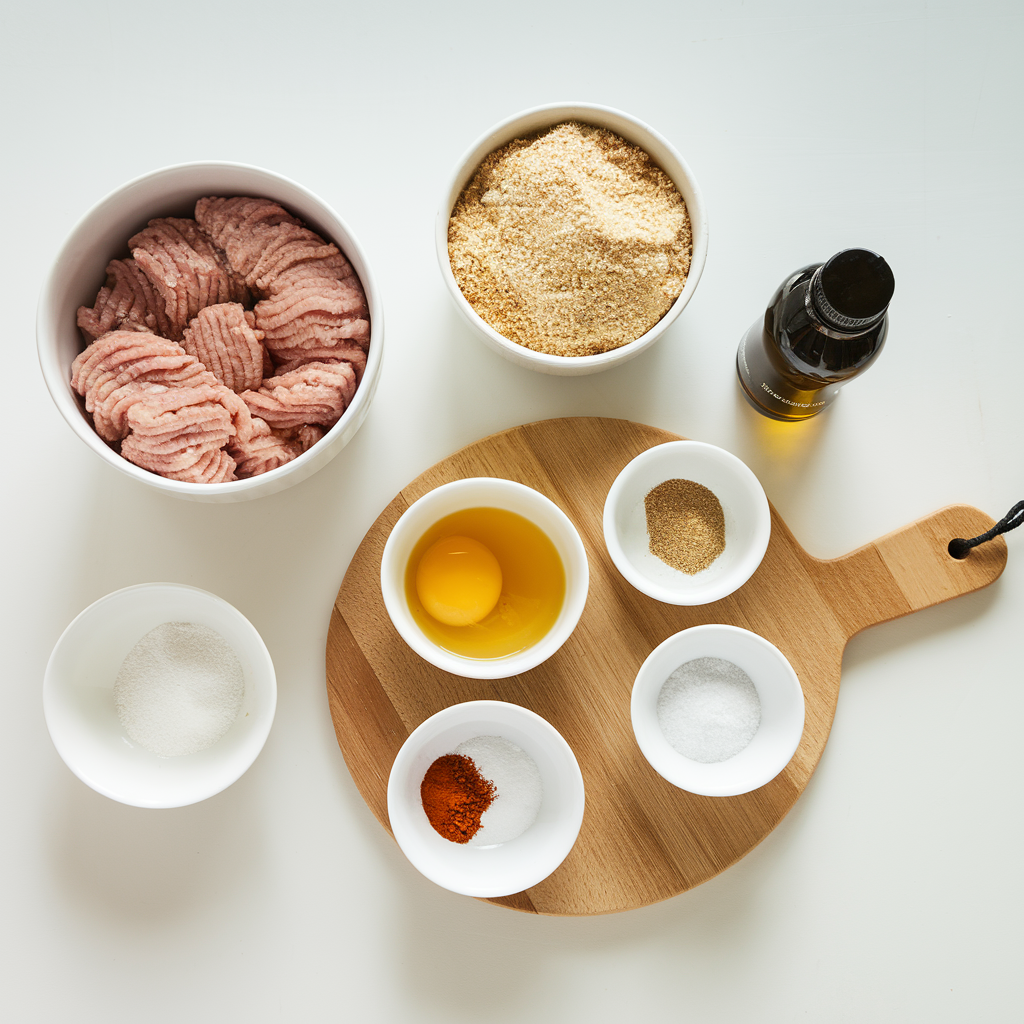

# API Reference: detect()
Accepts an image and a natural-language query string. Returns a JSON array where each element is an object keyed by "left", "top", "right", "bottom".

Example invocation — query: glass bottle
[{"left": 736, "top": 249, "right": 895, "bottom": 421}]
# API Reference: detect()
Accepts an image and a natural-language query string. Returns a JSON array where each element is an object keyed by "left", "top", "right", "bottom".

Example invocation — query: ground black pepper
[{"left": 644, "top": 478, "right": 725, "bottom": 574}]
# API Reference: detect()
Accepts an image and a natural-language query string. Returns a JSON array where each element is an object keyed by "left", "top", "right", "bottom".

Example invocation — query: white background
[{"left": 3, "top": 0, "right": 1022, "bottom": 1020}]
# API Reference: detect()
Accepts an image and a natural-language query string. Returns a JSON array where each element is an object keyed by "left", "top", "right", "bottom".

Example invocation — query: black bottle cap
[{"left": 812, "top": 249, "right": 895, "bottom": 331}]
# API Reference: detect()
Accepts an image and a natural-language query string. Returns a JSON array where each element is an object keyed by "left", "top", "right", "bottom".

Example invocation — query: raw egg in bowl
[{"left": 381, "top": 478, "right": 589, "bottom": 679}]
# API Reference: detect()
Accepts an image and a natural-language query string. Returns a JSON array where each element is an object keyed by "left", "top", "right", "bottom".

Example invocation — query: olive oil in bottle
[{"left": 736, "top": 249, "right": 895, "bottom": 421}]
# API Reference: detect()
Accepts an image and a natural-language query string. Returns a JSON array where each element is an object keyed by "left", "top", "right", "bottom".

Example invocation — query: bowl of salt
[
  {"left": 631, "top": 624, "right": 805, "bottom": 797},
  {"left": 44, "top": 583, "right": 276, "bottom": 808}
]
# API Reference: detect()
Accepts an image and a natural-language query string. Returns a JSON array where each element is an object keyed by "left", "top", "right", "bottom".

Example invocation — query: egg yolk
[{"left": 415, "top": 535, "right": 503, "bottom": 627}]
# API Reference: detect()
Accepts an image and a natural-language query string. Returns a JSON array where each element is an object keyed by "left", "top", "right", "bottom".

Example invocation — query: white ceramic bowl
[
  {"left": 388, "top": 700, "right": 585, "bottom": 897},
  {"left": 436, "top": 102, "right": 708, "bottom": 376},
  {"left": 632, "top": 625, "right": 805, "bottom": 797},
  {"left": 44, "top": 583, "right": 276, "bottom": 808},
  {"left": 603, "top": 440, "right": 771, "bottom": 605},
  {"left": 380, "top": 477, "right": 589, "bottom": 680},
  {"left": 37, "top": 161, "right": 384, "bottom": 503}
]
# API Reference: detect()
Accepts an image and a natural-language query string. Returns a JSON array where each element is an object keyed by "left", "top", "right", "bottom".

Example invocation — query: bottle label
[{"left": 737, "top": 324, "right": 835, "bottom": 420}]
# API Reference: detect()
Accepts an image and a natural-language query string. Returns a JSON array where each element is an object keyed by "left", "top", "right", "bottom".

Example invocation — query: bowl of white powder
[
  {"left": 631, "top": 624, "right": 804, "bottom": 797},
  {"left": 387, "top": 700, "right": 585, "bottom": 898},
  {"left": 44, "top": 583, "right": 276, "bottom": 808}
]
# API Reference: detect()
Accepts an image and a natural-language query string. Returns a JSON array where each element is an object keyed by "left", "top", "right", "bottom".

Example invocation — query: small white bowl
[
  {"left": 436, "top": 102, "right": 708, "bottom": 376},
  {"left": 603, "top": 440, "right": 771, "bottom": 605},
  {"left": 387, "top": 700, "right": 585, "bottom": 897},
  {"left": 44, "top": 583, "right": 276, "bottom": 808},
  {"left": 37, "top": 161, "right": 384, "bottom": 503},
  {"left": 631, "top": 625, "right": 805, "bottom": 797},
  {"left": 380, "top": 477, "right": 589, "bottom": 679}
]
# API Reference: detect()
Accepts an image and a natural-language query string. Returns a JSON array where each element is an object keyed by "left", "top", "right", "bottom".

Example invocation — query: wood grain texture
[{"left": 325, "top": 417, "right": 1007, "bottom": 916}]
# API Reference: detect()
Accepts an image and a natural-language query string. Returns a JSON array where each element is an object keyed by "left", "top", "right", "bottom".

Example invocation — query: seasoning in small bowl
[
  {"left": 420, "top": 735, "right": 543, "bottom": 847},
  {"left": 644, "top": 478, "right": 726, "bottom": 575},
  {"left": 631, "top": 625, "right": 805, "bottom": 797},
  {"left": 388, "top": 701, "right": 584, "bottom": 897},
  {"left": 657, "top": 657, "right": 761, "bottom": 763},
  {"left": 603, "top": 440, "right": 771, "bottom": 605}
]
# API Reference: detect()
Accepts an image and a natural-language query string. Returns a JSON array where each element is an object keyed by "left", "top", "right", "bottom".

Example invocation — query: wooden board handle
[{"left": 811, "top": 504, "right": 1008, "bottom": 641}]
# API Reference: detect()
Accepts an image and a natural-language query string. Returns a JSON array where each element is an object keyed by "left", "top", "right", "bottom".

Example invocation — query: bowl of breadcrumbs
[{"left": 437, "top": 102, "right": 708, "bottom": 376}]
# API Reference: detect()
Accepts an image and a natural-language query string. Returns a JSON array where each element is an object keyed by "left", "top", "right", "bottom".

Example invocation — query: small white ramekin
[
  {"left": 37, "top": 161, "right": 384, "bottom": 503},
  {"left": 44, "top": 583, "right": 277, "bottom": 808},
  {"left": 603, "top": 440, "right": 771, "bottom": 605},
  {"left": 380, "top": 477, "right": 589, "bottom": 680},
  {"left": 436, "top": 102, "right": 708, "bottom": 376},
  {"left": 631, "top": 625, "right": 805, "bottom": 797},
  {"left": 387, "top": 700, "right": 585, "bottom": 898}
]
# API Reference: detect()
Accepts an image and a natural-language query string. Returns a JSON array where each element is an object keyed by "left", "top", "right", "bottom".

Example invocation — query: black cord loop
[{"left": 948, "top": 500, "right": 1024, "bottom": 559}]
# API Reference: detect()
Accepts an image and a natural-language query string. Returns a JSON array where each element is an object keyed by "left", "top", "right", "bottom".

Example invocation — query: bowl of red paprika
[{"left": 387, "top": 700, "right": 585, "bottom": 898}]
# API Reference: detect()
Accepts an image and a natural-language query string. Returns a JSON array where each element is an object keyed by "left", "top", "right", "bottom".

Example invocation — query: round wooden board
[{"left": 326, "top": 417, "right": 1005, "bottom": 915}]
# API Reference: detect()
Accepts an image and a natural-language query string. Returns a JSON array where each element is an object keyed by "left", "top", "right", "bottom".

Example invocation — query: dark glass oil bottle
[{"left": 737, "top": 249, "right": 895, "bottom": 421}]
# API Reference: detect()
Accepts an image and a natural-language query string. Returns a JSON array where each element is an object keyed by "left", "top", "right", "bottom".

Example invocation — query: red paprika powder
[{"left": 420, "top": 753, "right": 496, "bottom": 843}]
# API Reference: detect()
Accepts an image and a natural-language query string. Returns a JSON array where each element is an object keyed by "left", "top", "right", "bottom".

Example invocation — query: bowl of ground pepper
[
  {"left": 387, "top": 700, "right": 585, "bottom": 898},
  {"left": 603, "top": 441, "right": 771, "bottom": 605},
  {"left": 437, "top": 103, "right": 708, "bottom": 375}
]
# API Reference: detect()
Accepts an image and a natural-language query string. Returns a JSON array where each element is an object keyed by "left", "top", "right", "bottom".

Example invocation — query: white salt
[
  {"left": 113, "top": 622, "right": 244, "bottom": 757},
  {"left": 455, "top": 735, "right": 543, "bottom": 847},
  {"left": 657, "top": 657, "right": 761, "bottom": 763}
]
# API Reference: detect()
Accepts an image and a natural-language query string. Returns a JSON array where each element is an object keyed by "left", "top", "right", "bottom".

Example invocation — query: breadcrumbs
[{"left": 448, "top": 122, "right": 692, "bottom": 357}]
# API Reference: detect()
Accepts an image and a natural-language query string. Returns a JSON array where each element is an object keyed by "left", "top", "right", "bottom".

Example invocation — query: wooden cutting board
[{"left": 326, "top": 417, "right": 1006, "bottom": 916}]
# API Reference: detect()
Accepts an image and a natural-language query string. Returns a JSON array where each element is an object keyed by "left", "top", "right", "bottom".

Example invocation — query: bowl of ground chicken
[
  {"left": 437, "top": 103, "right": 707, "bottom": 375},
  {"left": 38, "top": 162, "right": 383, "bottom": 503}
]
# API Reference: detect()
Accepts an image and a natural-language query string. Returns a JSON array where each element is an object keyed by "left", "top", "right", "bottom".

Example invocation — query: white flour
[
  {"left": 114, "top": 621, "right": 244, "bottom": 757},
  {"left": 456, "top": 735, "right": 543, "bottom": 846}
]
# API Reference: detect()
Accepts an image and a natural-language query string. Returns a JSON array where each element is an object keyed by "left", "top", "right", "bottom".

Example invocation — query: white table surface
[{"left": 3, "top": 1, "right": 1022, "bottom": 1019}]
